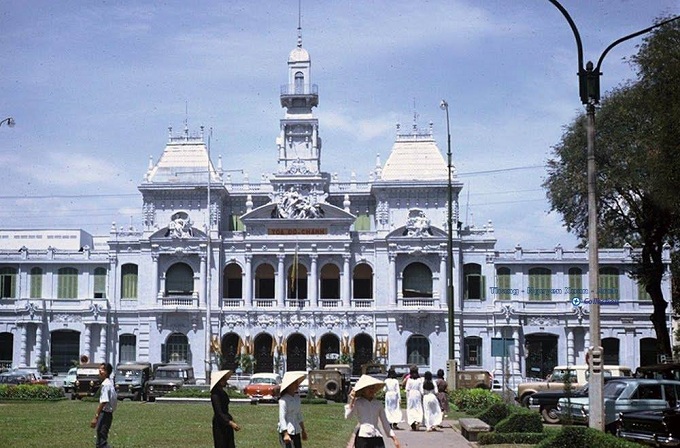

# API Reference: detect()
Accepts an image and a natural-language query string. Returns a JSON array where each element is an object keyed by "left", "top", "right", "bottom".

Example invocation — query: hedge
[
  {"left": 475, "top": 401, "right": 516, "bottom": 428},
  {"left": 536, "top": 426, "right": 641, "bottom": 448},
  {"left": 449, "top": 388, "right": 501, "bottom": 414},
  {"left": 494, "top": 407, "right": 543, "bottom": 433},
  {"left": 478, "top": 432, "right": 548, "bottom": 445},
  {"left": 0, "top": 384, "right": 65, "bottom": 401}
]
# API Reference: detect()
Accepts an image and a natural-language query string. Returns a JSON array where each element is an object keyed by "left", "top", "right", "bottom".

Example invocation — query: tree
[{"left": 543, "top": 18, "right": 680, "bottom": 358}]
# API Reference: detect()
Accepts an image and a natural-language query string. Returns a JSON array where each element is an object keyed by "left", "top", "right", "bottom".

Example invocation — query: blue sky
[{"left": 1, "top": 0, "right": 677, "bottom": 249}]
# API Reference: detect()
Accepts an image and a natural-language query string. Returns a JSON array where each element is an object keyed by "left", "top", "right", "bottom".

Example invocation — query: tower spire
[{"left": 297, "top": 0, "right": 303, "bottom": 47}]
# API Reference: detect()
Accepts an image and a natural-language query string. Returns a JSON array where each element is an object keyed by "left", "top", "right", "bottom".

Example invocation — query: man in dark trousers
[{"left": 90, "top": 362, "right": 117, "bottom": 448}]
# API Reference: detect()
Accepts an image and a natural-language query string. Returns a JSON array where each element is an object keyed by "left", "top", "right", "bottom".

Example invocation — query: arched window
[
  {"left": 119, "top": 334, "right": 136, "bottom": 363},
  {"left": 57, "top": 267, "right": 78, "bottom": 299},
  {"left": 121, "top": 264, "right": 138, "bottom": 299},
  {"left": 30, "top": 267, "right": 43, "bottom": 299},
  {"left": 463, "top": 263, "right": 484, "bottom": 300},
  {"left": 602, "top": 337, "right": 619, "bottom": 365},
  {"left": 164, "top": 333, "right": 189, "bottom": 363},
  {"left": 528, "top": 267, "right": 552, "bottom": 301},
  {"left": 406, "top": 334, "right": 430, "bottom": 365},
  {"left": 94, "top": 267, "right": 107, "bottom": 298},
  {"left": 165, "top": 263, "right": 194, "bottom": 296},
  {"left": 402, "top": 262, "right": 432, "bottom": 298},
  {"left": 255, "top": 264, "right": 275, "bottom": 299},
  {"left": 495, "top": 267, "right": 511, "bottom": 300},
  {"left": 353, "top": 263, "right": 373, "bottom": 299},
  {"left": 294, "top": 71, "right": 304, "bottom": 94},
  {"left": 598, "top": 267, "right": 619, "bottom": 300},
  {"left": 464, "top": 336, "right": 482, "bottom": 366},
  {"left": 0, "top": 267, "right": 17, "bottom": 299},
  {"left": 637, "top": 281, "right": 651, "bottom": 301},
  {"left": 320, "top": 264, "right": 340, "bottom": 299},
  {"left": 223, "top": 263, "right": 243, "bottom": 299}
]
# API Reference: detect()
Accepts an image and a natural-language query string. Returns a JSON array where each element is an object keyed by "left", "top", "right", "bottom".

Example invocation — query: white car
[{"left": 63, "top": 367, "right": 77, "bottom": 393}]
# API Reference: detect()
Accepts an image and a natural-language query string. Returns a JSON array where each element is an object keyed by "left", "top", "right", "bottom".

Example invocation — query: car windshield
[
  {"left": 157, "top": 370, "right": 185, "bottom": 379},
  {"left": 117, "top": 369, "right": 141, "bottom": 379},
  {"left": 251, "top": 377, "right": 276, "bottom": 385},
  {"left": 603, "top": 381, "right": 628, "bottom": 398},
  {"left": 77, "top": 368, "right": 100, "bottom": 376}
]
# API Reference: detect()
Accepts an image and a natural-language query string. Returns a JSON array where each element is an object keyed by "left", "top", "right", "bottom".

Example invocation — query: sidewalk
[{"left": 347, "top": 418, "right": 473, "bottom": 448}]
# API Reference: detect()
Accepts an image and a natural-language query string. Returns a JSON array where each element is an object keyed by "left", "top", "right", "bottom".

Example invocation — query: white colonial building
[{"left": 0, "top": 29, "right": 672, "bottom": 384}]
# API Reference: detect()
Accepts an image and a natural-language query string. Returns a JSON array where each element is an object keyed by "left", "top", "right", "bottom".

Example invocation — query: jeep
[
  {"left": 115, "top": 362, "right": 152, "bottom": 401},
  {"left": 73, "top": 363, "right": 103, "bottom": 400},
  {"left": 308, "top": 363, "right": 351, "bottom": 402},
  {"left": 145, "top": 363, "right": 195, "bottom": 401}
]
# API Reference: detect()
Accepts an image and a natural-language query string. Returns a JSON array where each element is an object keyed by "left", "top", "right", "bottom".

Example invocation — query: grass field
[{"left": 0, "top": 400, "right": 359, "bottom": 448}]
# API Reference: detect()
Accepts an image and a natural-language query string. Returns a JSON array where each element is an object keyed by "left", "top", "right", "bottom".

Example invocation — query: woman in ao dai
[
  {"left": 404, "top": 365, "right": 424, "bottom": 430},
  {"left": 383, "top": 368, "right": 402, "bottom": 429},
  {"left": 422, "top": 371, "right": 443, "bottom": 431}
]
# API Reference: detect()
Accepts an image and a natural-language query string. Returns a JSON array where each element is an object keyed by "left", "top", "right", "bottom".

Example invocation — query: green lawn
[{"left": 0, "top": 400, "right": 359, "bottom": 448}]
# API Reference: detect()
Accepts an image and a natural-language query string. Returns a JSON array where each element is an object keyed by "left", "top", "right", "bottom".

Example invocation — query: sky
[{"left": 1, "top": 0, "right": 678, "bottom": 250}]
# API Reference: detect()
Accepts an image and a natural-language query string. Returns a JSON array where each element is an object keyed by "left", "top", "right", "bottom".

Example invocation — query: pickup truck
[{"left": 516, "top": 364, "right": 631, "bottom": 407}]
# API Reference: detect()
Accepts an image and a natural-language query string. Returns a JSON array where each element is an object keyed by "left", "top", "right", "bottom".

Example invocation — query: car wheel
[
  {"left": 541, "top": 406, "right": 560, "bottom": 424},
  {"left": 324, "top": 380, "right": 340, "bottom": 398},
  {"left": 133, "top": 391, "right": 142, "bottom": 401},
  {"left": 605, "top": 421, "right": 620, "bottom": 435},
  {"left": 520, "top": 394, "right": 532, "bottom": 407}
]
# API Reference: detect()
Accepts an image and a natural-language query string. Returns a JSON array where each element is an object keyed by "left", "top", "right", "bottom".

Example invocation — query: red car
[{"left": 243, "top": 373, "right": 281, "bottom": 403}]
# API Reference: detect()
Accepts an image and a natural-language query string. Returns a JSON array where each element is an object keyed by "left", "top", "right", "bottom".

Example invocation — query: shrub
[
  {"left": 449, "top": 388, "right": 501, "bottom": 414},
  {"left": 478, "top": 432, "right": 547, "bottom": 445},
  {"left": 494, "top": 407, "right": 543, "bottom": 433},
  {"left": 536, "top": 426, "right": 641, "bottom": 448},
  {"left": 300, "top": 397, "right": 328, "bottom": 404},
  {"left": 475, "top": 401, "right": 516, "bottom": 427},
  {"left": 0, "top": 384, "right": 65, "bottom": 401},
  {"left": 165, "top": 387, "right": 248, "bottom": 398}
]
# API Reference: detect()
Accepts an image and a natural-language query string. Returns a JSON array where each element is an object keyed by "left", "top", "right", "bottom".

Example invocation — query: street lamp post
[
  {"left": 0, "top": 117, "right": 15, "bottom": 127},
  {"left": 548, "top": 0, "right": 680, "bottom": 431},
  {"left": 440, "top": 100, "right": 457, "bottom": 388}
]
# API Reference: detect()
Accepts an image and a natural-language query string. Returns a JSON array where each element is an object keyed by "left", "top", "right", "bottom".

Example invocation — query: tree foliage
[{"left": 543, "top": 17, "right": 680, "bottom": 357}]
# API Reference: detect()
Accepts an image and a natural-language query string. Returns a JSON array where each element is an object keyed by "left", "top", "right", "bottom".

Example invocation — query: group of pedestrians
[{"left": 402, "top": 366, "right": 450, "bottom": 432}]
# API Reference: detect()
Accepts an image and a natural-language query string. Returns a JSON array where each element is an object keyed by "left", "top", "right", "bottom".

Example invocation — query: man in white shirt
[{"left": 90, "top": 362, "right": 117, "bottom": 448}]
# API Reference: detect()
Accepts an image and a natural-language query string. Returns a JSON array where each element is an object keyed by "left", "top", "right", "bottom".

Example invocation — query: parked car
[
  {"left": 73, "top": 363, "right": 103, "bottom": 399},
  {"left": 145, "top": 363, "right": 195, "bottom": 401},
  {"left": 517, "top": 364, "right": 632, "bottom": 406},
  {"left": 115, "top": 362, "right": 152, "bottom": 401},
  {"left": 63, "top": 367, "right": 78, "bottom": 393},
  {"left": 298, "top": 378, "right": 309, "bottom": 398},
  {"left": 528, "top": 377, "right": 620, "bottom": 423},
  {"left": 361, "top": 362, "right": 387, "bottom": 381},
  {"left": 457, "top": 370, "right": 493, "bottom": 389},
  {"left": 243, "top": 372, "right": 281, "bottom": 403},
  {"left": 0, "top": 370, "right": 49, "bottom": 385},
  {"left": 618, "top": 405, "right": 680, "bottom": 446},
  {"left": 556, "top": 378, "right": 680, "bottom": 433},
  {"left": 308, "top": 368, "right": 350, "bottom": 402}
]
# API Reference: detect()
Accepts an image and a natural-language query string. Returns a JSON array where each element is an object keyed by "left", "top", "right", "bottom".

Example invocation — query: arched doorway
[
  {"left": 163, "top": 333, "right": 190, "bottom": 363},
  {"left": 254, "top": 333, "right": 274, "bottom": 373},
  {"left": 221, "top": 333, "right": 240, "bottom": 370},
  {"left": 165, "top": 263, "right": 194, "bottom": 296},
  {"left": 51, "top": 330, "right": 80, "bottom": 373},
  {"left": 524, "top": 334, "right": 558, "bottom": 379},
  {"left": 319, "top": 333, "right": 340, "bottom": 369},
  {"left": 286, "top": 333, "right": 307, "bottom": 371},
  {"left": 352, "top": 334, "right": 373, "bottom": 376}
]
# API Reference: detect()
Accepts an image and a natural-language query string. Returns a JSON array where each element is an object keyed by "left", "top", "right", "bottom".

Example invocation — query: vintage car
[
  {"left": 517, "top": 364, "right": 632, "bottom": 406},
  {"left": 0, "top": 370, "right": 50, "bottom": 385},
  {"left": 145, "top": 363, "right": 195, "bottom": 401},
  {"left": 618, "top": 405, "right": 680, "bottom": 447},
  {"left": 115, "top": 362, "right": 152, "bottom": 401},
  {"left": 243, "top": 372, "right": 281, "bottom": 403},
  {"left": 308, "top": 368, "right": 350, "bottom": 402},
  {"left": 73, "top": 363, "right": 103, "bottom": 399},
  {"left": 361, "top": 362, "right": 387, "bottom": 381},
  {"left": 529, "top": 384, "right": 590, "bottom": 423},
  {"left": 556, "top": 378, "right": 680, "bottom": 433},
  {"left": 63, "top": 367, "right": 78, "bottom": 393},
  {"left": 457, "top": 370, "right": 493, "bottom": 389}
]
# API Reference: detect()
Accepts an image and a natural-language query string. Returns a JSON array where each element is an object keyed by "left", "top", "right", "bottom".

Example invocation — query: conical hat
[
  {"left": 354, "top": 374, "right": 384, "bottom": 392},
  {"left": 210, "top": 370, "right": 233, "bottom": 391},
  {"left": 280, "top": 371, "right": 306, "bottom": 394}
]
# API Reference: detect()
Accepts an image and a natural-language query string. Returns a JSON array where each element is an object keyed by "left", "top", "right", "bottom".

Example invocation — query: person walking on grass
[
  {"left": 422, "top": 371, "right": 443, "bottom": 432},
  {"left": 210, "top": 370, "right": 240, "bottom": 448},
  {"left": 278, "top": 371, "right": 308, "bottom": 448},
  {"left": 345, "top": 375, "right": 401, "bottom": 448},
  {"left": 404, "top": 365, "right": 423, "bottom": 431},
  {"left": 383, "top": 368, "right": 402, "bottom": 429},
  {"left": 90, "top": 362, "right": 117, "bottom": 448}
]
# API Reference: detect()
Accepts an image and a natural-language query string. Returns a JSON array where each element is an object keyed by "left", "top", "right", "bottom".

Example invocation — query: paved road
[{"left": 347, "top": 418, "right": 472, "bottom": 448}]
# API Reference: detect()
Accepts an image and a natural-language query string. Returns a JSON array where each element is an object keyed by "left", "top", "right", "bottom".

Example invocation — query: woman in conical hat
[
  {"left": 278, "top": 371, "right": 308, "bottom": 448},
  {"left": 345, "top": 375, "right": 401, "bottom": 448},
  {"left": 210, "top": 370, "right": 240, "bottom": 448}
]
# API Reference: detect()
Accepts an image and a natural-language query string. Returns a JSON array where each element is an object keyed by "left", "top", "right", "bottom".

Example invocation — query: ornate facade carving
[
  {"left": 272, "top": 187, "right": 325, "bottom": 219},
  {"left": 404, "top": 209, "right": 432, "bottom": 237}
]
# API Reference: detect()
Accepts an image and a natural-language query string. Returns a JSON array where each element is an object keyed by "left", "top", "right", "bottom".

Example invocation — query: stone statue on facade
[
  {"left": 273, "top": 187, "right": 325, "bottom": 219},
  {"left": 404, "top": 209, "right": 432, "bottom": 237}
]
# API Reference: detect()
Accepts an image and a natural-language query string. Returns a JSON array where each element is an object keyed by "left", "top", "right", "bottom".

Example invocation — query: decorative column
[
  {"left": 99, "top": 325, "right": 107, "bottom": 364},
  {"left": 244, "top": 255, "right": 253, "bottom": 306},
  {"left": 388, "top": 253, "right": 397, "bottom": 305},
  {"left": 19, "top": 324, "right": 27, "bottom": 367},
  {"left": 199, "top": 254, "right": 207, "bottom": 305},
  {"left": 439, "top": 252, "right": 447, "bottom": 304},
  {"left": 566, "top": 328, "right": 575, "bottom": 366},
  {"left": 309, "top": 254, "right": 318, "bottom": 306},
  {"left": 512, "top": 328, "right": 521, "bottom": 376},
  {"left": 36, "top": 324, "right": 43, "bottom": 368},
  {"left": 84, "top": 325, "right": 91, "bottom": 360},
  {"left": 342, "top": 254, "right": 351, "bottom": 308},
  {"left": 494, "top": 329, "right": 503, "bottom": 374},
  {"left": 584, "top": 330, "right": 591, "bottom": 355},
  {"left": 277, "top": 254, "right": 285, "bottom": 306}
]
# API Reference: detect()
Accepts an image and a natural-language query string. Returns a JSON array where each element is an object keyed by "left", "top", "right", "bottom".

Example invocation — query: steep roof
[
  {"left": 144, "top": 130, "right": 219, "bottom": 184},
  {"left": 380, "top": 125, "right": 449, "bottom": 181}
]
